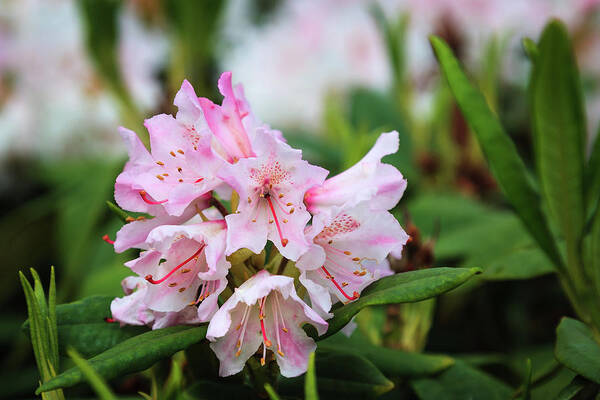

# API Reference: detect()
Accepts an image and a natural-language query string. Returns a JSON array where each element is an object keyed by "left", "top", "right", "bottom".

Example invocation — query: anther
[
  {"left": 170, "top": 151, "right": 176, "bottom": 157},
  {"left": 344, "top": 251, "right": 351, "bottom": 255},
  {"left": 177, "top": 149, "right": 184, "bottom": 154},
  {"left": 156, "top": 175, "right": 164, "bottom": 181},
  {"left": 286, "top": 202, "right": 292, "bottom": 206},
  {"left": 156, "top": 161, "right": 164, "bottom": 166},
  {"left": 352, "top": 257, "right": 360, "bottom": 261},
  {"left": 168, "top": 282, "right": 177, "bottom": 287},
  {"left": 278, "top": 193, "right": 284, "bottom": 198},
  {"left": 178, "top": 287, "right": 186, "bottom": 292}
]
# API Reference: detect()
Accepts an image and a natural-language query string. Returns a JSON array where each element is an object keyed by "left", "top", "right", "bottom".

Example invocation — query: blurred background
[{"left": 1, "top": 0, "right": 599, "bottom": 398}]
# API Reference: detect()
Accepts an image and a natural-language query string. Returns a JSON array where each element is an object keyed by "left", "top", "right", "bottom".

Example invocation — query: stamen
[
  {"left": 139, "top": 190, "right": 167, "bottom": 205},
  {"left": 321, "top": 266, "right": 360, "bottom": 301},
  {"left": 145, "top": 244, "right": 205, "bottom": 284},
  {"left": 259, "top": 297, "right": 272, "bottom": 347},
  {"left": 273, "top": 293, "right": 288, "bottom": 333},
  {"left": 104, "top": 317, "right": 116, "bottom": 323},
  {"left": 265, "top": 195, "right": 288, "bottom": 247},
  {"left": 236, "top": 306, "right": 251, "bottom": 357},
  {"left": 271, "top": 297, "right": 284, "bottom": 357},
  {"left": 102, "top": 234, "right": 115, "bottom": 245},
  {"left": 194, "top": 178, "right": 204, "bottom": 183}
]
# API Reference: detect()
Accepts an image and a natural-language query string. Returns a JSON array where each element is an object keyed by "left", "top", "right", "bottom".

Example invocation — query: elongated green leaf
[
  {"left": 554, "top": 376, "right": 588, "bottom": 400},
  {"left": 182, "top": 381, "right": 256, "bottom": 400},
  {"left": 37, "top": 325, "right": 207, "bottom": 393},
  {"left": 319, "top": 333, "right": 453, "bottom": 377},
  {"left": 264, "top": 384, "right": 281, "bottom": 400},
  {"left": 24, "top": 296, "right": 146, "bottom": 358},
  {"left": 586, "top": 126, "right": 600, "bottom": 217},
  {"left": 522, "top": 37, "right": 539, "bottom": 61},
  {"left": 279, "top": 349, "right": 393, "bottom": 398},
  {"left": 430, "top": 36, "right": 563, "bottom": 269},
  {"left": 555, "top": 317, "right": 600, "bottom": 384},
  {"left": 591, "top": 201, "right": 600, "bottom": 299},
  {"left": 531, "top": 21, "right": 586, "bottom": 281},
  {"left": 67, "top": 348, "right": 117, "bottom": 400},
  {"left": 318, "top": 267, "right": 480, "bottom": 339},
  {"left": 476, "top": 246, "right": 555, "bottom": 281},
  {"left": 519, "top": 359, "right": 533, "bottom": 400},
  {"left": 305, "top": 352, "right": 319, "bottom": 400},
  {"left": 411, "top": 360, "right": 512, "bottom": 400}
]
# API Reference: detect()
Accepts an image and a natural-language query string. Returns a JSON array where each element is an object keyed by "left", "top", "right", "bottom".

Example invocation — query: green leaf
[
  {"left": 24, "top": 296, "right": 146, "bottom": 358},
  {"left": 279, "top": 349, "right": 394, "bottom": 399},
  {"left": 519, "top": 359, "right": 533, "bottom": 400},
  {"left": 318, "top": 267, "right": 480, "bottom": 339},
  {"left": 522, "top": 37, "right": 539, "bottom": 61},
  {"left": 106, "top": 201, "right": 130, "bottom": 223},
  {"left": 555, "top": 317, "right": 600, "bottom": 384},
  {"left": 531, "top": 20, "right": 586, "bottom": 281},
  {"left": 67, "top": 348, "right": 118, "bottom": 400},
  {"left": 264, "top": 383, "right": 281, "bottom": 400},
  {"left": 319, "top": 332, "right": 454, "bottom": 377},
  {"left": 430, "top": 35, "right": 563, "bottom": 270},
  {"left": 411, "top": 360, "right": 512, "bottom": 400},
  {"left": 476, "top": 246, "right": 555, "bottom": 281},
  {"left": 37, "top": 325, "right": 207, "bottom": 393},
  {"left": 305, "top": 352, "right": 319, "bottom": 400},
  {"left": 586, "top": 124, "right": 600, "bottom": 217},
  {"left": 554, "top": 376, "right": 589, "bottom": 400}
]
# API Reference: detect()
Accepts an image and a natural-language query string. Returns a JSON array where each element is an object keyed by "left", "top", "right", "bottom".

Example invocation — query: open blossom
[
  {"left": 111, "top": 276, "right": 201, "bottom": 329},
  {"left": 123, "top": 220, "right": 229, "bottom": 321},
  {"left": 297, "top": 203, "right": 408, "bottom": 314},
  {"left": 114, "top": 92, "right": 223, "bottom": 217},
  {"left": 219, "top": 131, "right": 328, "bottom": 260},
  {"left": 304, "top": 131, "right": 406, "bottom": 217},
  {"left": 207, "top": 270, "right": 328, "bottom": 377}
]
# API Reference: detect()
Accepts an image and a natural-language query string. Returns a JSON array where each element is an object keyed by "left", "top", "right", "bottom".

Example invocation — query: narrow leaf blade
[
  {"left": 555, "top": 317, "right": 600, "bottom": 384},
  {"left": 430, "top": 35, "right": 563, "bottom": 269}
]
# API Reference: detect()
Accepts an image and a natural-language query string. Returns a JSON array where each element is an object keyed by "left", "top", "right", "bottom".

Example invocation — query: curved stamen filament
[
  {"left": 321, "top": 266, "right": 359, "bottom": 301},
  {"left": 271, "top": 297, "right": 284, "bottom": 357},
  {"left": 265, "top": 195, "right": 288, "bottom": 247},
  {"left": 273, "top": 293, "right": 288, "bottom": 333},
  {"left": 145, "top": 244, "right": 205, "bottom": 284},
  {"left": 139, "top": 190, "right": 167, "bottom": 205},
  {"left": 235, "top": 305, "right": 251, "bottom": 357},
  {"left": 194, "top": 178, "right": 204, "bottom": 183}
]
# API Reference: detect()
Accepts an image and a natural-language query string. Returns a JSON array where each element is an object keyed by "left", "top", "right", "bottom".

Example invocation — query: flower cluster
[{"left": 107, "top": 72, "right": 409, "bottom": 377}]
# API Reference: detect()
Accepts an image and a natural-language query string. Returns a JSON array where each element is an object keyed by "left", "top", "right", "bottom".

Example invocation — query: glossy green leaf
[
  {"left": 319, "top": 332, "right": 453, "bottom": 377},
  {"left": 555, "top": 317, "right": 600, "bottom": 384},
  {"left": 67, "top": 348, "right": 117, "bottom": 400},
  {"left": 411, "top": 360, "right": 512, "bottom": 400},
  {"left": 476, "top": 246, "right": 555, "bottom": 281},
  {"left": 37, "top": 325, "right": 207, "bottom": 393},
  {"left": 24, "top": 296, "right": 146, "bottom": 358},
  {"left": 305, "top": 352, "right": 319, "bottom": 400},
  {"left": 430, "top": 35, "right": 563, "bottom": 270},
  {"left": 279, "top": 349, "right": 394, "bottom": 399},
  {"left": 318, "top": 267, "right": 480, "bottom": 339},
  {"left": 531, "top": 21, "right": 586, "bottom": 279}
]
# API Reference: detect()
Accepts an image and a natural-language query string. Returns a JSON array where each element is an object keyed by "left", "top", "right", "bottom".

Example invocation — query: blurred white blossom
[{"left": 0, "top": 0, "right": 168, "bottom": 160}]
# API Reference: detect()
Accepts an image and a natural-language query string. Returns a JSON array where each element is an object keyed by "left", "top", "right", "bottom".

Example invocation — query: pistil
[{"left": 145, "top": 244, "right": 205, "bottom": 284}]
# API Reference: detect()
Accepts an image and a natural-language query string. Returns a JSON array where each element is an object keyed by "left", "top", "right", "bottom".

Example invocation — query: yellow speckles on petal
[
  {"left": 289, "top": 208, "right": 294, "bottom": 214},
  {"left": 156, "top": 175, "right": 164, "bottom": 181},
  {"left": 168, "top": 282, "right": 178, "bottom": 287},
  {"left": 178, "top": 287, "right": 186, "bottom": 293},
  {"left": 278, "top": 193, "right": 284, "bottom": 198},
  {"left": 177, "top": 149, "right": 184, "bottom": 155},
  {"left": 156, "top": 161, "right": 164, "bottom": 166},
  {"left": 286, "top": 202, "right": 292, "bottom": 206},
  {"left": 283, "top": 219, "right": 288, "bottom": 223}
]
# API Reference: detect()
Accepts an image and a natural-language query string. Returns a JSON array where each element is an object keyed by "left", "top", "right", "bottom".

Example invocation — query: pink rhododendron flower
[
  {"left": 114, "top": 105, "right": 222, "bottom": 217},
  {"left": 112, "top": 195, "right": 211, "bottom": 253},
  {"left": 198, "top": 71, "right": 258, "bottom": 163},
  {"left": 219, "top": 131, "right": 328, "bottom": 260},
  {"left": 124, "top": 220, "right": 229, "bottom": 320},
  {"left": 304, "top": 131, "right": 406, "bottom": 217},
  {"left": 207, "top": 270, "right": 327, "bottom": 377},
  {"left": 110, "top": 276, "right": 201, "bottom": 329},
  {"left": 297, "top": 202, "right": 408, "bottom": 314}
]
